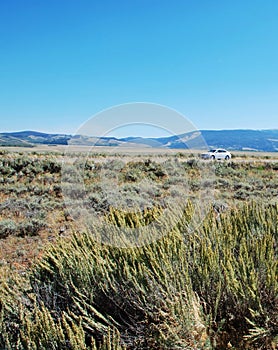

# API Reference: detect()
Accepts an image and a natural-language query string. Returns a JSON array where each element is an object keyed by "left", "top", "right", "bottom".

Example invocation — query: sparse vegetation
[{"left": 0, "top": 149, "right": 277, "bottom": 349}]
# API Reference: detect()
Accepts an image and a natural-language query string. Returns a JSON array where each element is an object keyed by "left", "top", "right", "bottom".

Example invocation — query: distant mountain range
[{"left": 0, "top": 129, "right": 278, "bottom": 152}]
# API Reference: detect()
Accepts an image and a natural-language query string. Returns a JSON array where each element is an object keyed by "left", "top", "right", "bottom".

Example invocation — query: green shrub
[
  {"left": 0, "top": 219, "right": 17, "bottom": 238},
  {"left": 0, "top": 152, "right": 277, "bottom": 349}
]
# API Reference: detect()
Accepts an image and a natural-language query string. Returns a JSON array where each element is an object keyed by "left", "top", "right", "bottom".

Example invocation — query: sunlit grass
[{"left": 0, "top": 150, "right": 277, "bottom": 349}]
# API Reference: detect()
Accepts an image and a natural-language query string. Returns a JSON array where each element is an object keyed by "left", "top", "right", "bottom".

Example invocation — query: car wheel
[
  {"left": 210, "top": 155, "right": 215, "bottom": 160},
  {"left": 225, "top": 155, "right": 230, "bottom": 160}
]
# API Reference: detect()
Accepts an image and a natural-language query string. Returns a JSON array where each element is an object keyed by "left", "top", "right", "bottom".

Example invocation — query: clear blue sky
[{"left": 0, "top": 0, "right": 277, "bottom": 136}]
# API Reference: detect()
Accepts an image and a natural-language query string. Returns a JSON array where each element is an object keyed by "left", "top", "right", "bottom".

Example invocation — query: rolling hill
[{"left": 0, "top": 129, "right": 277, "bottom": 152}]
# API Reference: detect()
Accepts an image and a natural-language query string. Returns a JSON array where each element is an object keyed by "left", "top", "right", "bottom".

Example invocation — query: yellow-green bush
[{"left": 0, "top": 201, "right": 277, "bottom": 349}]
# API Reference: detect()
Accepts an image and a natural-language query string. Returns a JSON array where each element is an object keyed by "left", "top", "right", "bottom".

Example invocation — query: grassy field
[
  {"left": 1, "top": 145, "right": 278, "bottom": 157},
  {"left": 0, "top": 148, "right": 277, "bottom": 349}
]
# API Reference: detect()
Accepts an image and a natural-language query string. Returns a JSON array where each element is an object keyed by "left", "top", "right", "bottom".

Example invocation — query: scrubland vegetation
[{"left": 0, "top": 149, "right": 277, "bottom": 349}]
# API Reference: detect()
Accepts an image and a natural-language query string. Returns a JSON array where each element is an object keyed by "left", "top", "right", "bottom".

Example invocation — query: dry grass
[{"left": 0, "top": 149, "right": 277, "bottom": 349}]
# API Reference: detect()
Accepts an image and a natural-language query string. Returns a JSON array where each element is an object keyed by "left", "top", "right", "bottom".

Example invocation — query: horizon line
[{"left": 1, "top": 127, "right": 278, "bottom": 139}]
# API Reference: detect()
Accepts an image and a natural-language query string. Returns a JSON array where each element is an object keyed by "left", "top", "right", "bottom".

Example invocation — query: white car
[{"left": 201, "top": 149, "right": 232, "bottom": 160}]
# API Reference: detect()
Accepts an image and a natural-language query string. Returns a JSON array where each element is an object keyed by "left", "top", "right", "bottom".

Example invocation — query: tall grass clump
[
  {"left": 185, "top": 202, "right": 278, "bottom": 349},
  {"left": 0, "top": 201, "right": 277, "bottom": 349}
]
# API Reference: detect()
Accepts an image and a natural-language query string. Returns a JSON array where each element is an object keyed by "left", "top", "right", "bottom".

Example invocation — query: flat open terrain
[
  {"left": 0, "top": 148, "right": 277, "bottom": 349},
  {"left": 0, "top": 147, "right": 277, "bottom": 266},
  {"left": 2, "top": 144, "right": 278, "bottom": 157}
]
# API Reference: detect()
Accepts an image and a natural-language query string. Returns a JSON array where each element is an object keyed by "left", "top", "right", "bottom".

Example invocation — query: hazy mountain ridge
[{"left": 0, "top": 129, "right": 277, "bottom": 151}]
